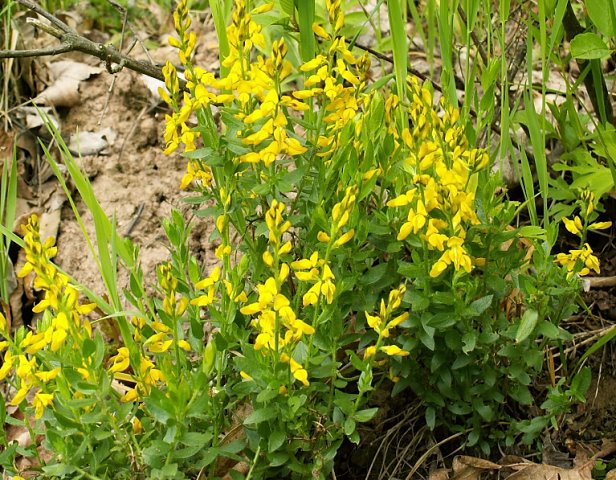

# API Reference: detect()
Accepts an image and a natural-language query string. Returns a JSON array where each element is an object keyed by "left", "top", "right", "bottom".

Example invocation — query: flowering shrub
[{"left": 0, "top": 0, "right": 605, "bottom": 477}]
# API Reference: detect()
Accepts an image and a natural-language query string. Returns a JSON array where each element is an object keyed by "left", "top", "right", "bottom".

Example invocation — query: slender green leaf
[{"left": 387, "top": 0, "right": 408, "bottom": 125}]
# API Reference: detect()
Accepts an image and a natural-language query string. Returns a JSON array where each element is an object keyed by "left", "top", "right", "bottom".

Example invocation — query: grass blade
[
  {"left": 387, "top": 0, "right": 407, "bottom": 127},
  {"left": 0, "top": 145, "right": 17, "bottom": 303}
]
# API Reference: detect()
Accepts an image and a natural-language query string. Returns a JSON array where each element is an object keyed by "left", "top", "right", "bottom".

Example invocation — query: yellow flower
[
  {"left": 33, "top": 391, "right": 54, "bottom": 419},
  {"left": 132, "top": 417, "right": 143, "bottom": 434},
  {"left": 333, "top": 229, "right": 354, "bottom": 247},
  {"left": 300, "top": 55, "right": 327, "bottom": 72},
  {"left": 0, "top": 350, "right": 14, "bottom": 380},
  {"left": 380, "top": 345, "right": 410, "bottom": 357},
  {"left": 556, "top": 243, "right": 601, "bottom": 278},
  {"left": 303, "top": 282, "right": 321, "bottom": 306},
  {"left": 365, "top": 312, "right": 382, "bottom": 331},
  {"left": 562, "top": 216, "right": 583, "bottom": 236},
  {"left": 312, "top": 22, "right": 330, "bottom": 39},
  {"left": 147, "top": 339, "right": 174, "bottom": 353},
  {"left": 121, "top": 388, "right": 139, "bottom": 403},
  {"left": 364, "top": 346, "right": 376, "bottom": 359},
  {"left": 387, "top": 312, "right": 409, "bottom": 329},
  {"left": 35, "top": 368, "right": 60, "bottom": 383},
  {"left": 109, "top": 347, "right": 130, "bottom": 373},
  {"left": 387, "top": 189, "right": 415, "bottom": 207},
  {"left": 588, "top": 221, "right": 612, "bottom": 231},
  {"left": 10, "top": 386, "right": 30, "bottom": 406}
]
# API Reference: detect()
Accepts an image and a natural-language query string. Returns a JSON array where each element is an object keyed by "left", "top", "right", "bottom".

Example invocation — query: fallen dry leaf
[
  {"left": 36, "top": 60, "right": 103, "bottom": 107},
  {"left": 68, "top": 128, "right": 117, "bottom": 156},
  {"left": 428, "top": 468, "right": 450, "bottom": 480},
  {"left": 506, "top": 463, "right": 589, "bottom": 480},
  {"left": 451, "top": 455, "right": 501, "bottom": 480},
  {"left": 17, "top": 106, "right": 60, "bottom": 132}
]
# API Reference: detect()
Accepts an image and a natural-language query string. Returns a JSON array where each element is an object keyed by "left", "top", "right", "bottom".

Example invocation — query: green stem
[{"left": 245, "top": 444, "right": 261, "bottom": 480}]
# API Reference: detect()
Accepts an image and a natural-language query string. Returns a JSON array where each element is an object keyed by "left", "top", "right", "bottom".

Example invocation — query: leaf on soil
[
  {"left": 448, "top": 444, "right": 616, "bottom": 480},
  {"left": 506, "top": 464, "right": 584, "bottom": 479},
  {"left": 36, "top": 60, "right": 103, "bottom": 107},
  {"left": 68, "top": 128, "right": 117, "bottom": 156},
  {"left": 140, "top": 74, "right": 165, "bottom": 101},
  {"left": 16, "top": 106, "right": 61, "bottom": 133},
  {"left": 451, "top": 455, "right": 501, "bottom": 479},
  {"left": 428, "top": 468, "right": 450, "bottom": 480}
]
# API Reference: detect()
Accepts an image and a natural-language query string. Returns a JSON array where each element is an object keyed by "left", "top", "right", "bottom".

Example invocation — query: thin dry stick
[
  {"left": 404, "top": 430, "right": 468, "bottom": 480},
  {"left": 0, "top": 0, "right": 186, "bottom": 90}
]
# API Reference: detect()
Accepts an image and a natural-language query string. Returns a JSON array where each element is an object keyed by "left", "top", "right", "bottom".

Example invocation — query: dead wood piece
[
  {"left": 582, "top": 276, "right": 616, "bottom": 291},
  {"left": 0, "top": 0, "right": 186, "bottom": 90}
]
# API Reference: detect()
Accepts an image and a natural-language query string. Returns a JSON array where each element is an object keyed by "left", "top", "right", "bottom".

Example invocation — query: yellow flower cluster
[
  {"left": 556, "top": 190, "right": 611, "bottom": 279},
  {"left": 386, "top": 78, "right": 489, "bottom": 278},
  {"left": 555, "top": 244, "right": 600, "bottom": 279},
  {"left": 291, "top": 252, "right": 336, "bottom": 307},
  {"left": 109, "top": 345, "right": 166, "bottom": 403},
  {"left": 363, "top": 285, "right": 410, "bottom": 380},
  {"left": 108, "top": 264, "right": 191, "bottom": 402},
  {"left": 240, "top": 200, "right": 314, "bottom": 386},
  {"left": 236, "top": 38, "right": 309, "bottom": 166},
  {"left": 295, "top": 23, "right": 372, "bottom": 157},
  {"left": 160, "top": 0, "right": 198, "bottom": 156},
  {"left": 162, "top": 0, "right": 310, "bottom": 192},
  {"left": 317, "top": 185, "right": 357, "bottom": 249},
  {"left": 0, "top": 215, "right": 94, "bottom": 418}
]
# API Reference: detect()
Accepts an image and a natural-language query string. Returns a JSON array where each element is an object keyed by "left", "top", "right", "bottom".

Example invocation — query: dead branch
[
  {"left": 582, "top": 276, "right": 616, "bottom": 291},
  {"left": 0, "top": 0, "right": 186, "bottom": 90}
]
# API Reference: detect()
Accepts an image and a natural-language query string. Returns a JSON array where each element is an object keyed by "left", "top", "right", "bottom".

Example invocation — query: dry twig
[{"left": 0, "top": 0, "right": 185, "bottom": 90}]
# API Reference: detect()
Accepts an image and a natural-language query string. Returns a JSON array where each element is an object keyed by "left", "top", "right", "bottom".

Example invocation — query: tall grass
[{"left": 0, "top": 147, "right": 18, "bottom": 304}]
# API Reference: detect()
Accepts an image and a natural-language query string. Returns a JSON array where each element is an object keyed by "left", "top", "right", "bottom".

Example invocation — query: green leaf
[
  {"left": 353, "top": 407, "right": 378, "bottom": 423},
  {"left": 387, "top": 0, "right": 408, "bottom": 108},
  {"left": 461, "top": 331, "right": 477, "bottom": 354},
  {"left": 509, "top": 384, "right": 534, "bottom": 404},
  {"left": 143, "top": 390, "right": 173, "bottom": 425},
  {"left": 244, "top": 406, "right": 278, "bottom": 425},
  {"left": 569, "top": 367, "right": 591, "bottom": 401},
  {"left": 268, "top": 430, "right": 286, "bottom": 453},
  {"left": 586, "top": 0, "right": 615, "bottom": 36},
  {"left": 81, "top": 338, "right": 96, "bottom": 358},
  {"left": 42, "top": 463, "right": 77, "bottom": 476},
  {"left": 570, "top": 33, "right": 610, "bottom": 60},
  {"left": 269, "top": 451, "right": 290, "bottom": 467},
  {"left": 280, "top": 0, "right": 295, "bottom": 16},
  {"left": 536, "top": 321, "right": 566, "bottom": 340},
  {"left": 173, "top": 444, "right": 202, "bottom": 460},
  {"left": 425, "top": 407, "right": 436, "bottom": 430},
  {"left": 256, "top": 387, "right": 279, "bottom": 403},
  {"left": 515, "top": 309, "right": 539, "bottom": 343},
  {"left": 517, "top": 226, "right": 546, "bottom": 239},
  {"left": 469, "top": 295, "right": 493, "bottom": 316},
  {"left": 344, "top": 417, "right": 356, "bottom": 436},
  {"left": 296, "top": 1, "right": 315, "bottom": 62},
  {"left": 143, "top": 441, "right": 171, "bottom": 468}
]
